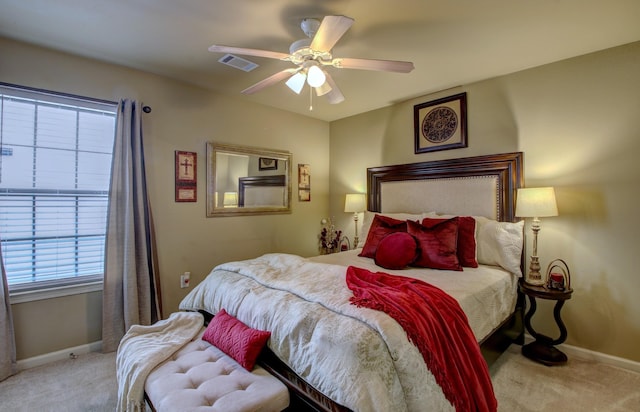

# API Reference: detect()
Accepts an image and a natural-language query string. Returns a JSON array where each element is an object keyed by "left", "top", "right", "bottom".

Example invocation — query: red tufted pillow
[
  {"left": 374, "top": 232, "right": 419, "bottom": 270},
  {"left": 407, "top": 218, "right": 462, "bottom": 271},
  {"left": 202, "top": 309, "right": 271, "bottom": 371},
  {"left": 359, "top": 214, "right": 409, "bottom": 258},
  {"left": 422, "top": 216, "right": 478, "bottom": 267}
]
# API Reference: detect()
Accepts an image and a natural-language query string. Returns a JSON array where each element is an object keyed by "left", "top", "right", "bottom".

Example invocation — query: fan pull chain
[{"left": 309, "top": 86, "right": 313, "bottom": 111}]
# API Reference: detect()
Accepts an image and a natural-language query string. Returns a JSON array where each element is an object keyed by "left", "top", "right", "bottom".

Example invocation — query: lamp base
[
  {"left": 352, "top": 213, "right": 360, "bottom": 250},
  {"left": 525, "top": 256, "right": 546, "bottom": 285}
]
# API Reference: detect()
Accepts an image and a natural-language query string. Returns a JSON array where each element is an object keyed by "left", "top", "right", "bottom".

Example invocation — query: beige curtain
[
  {"left": 0, "top": 246, "right": 17, "bottom": 381},
  {"left": 102, "top": 99, "right": 161, "bottom": 353}
]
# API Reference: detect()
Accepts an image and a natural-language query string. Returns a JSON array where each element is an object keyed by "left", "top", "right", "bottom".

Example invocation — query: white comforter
[{"left": 179, "top": 252, "right": 516, "bottom": 412}]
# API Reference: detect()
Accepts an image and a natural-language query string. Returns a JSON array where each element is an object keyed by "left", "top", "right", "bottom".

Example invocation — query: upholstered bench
[{"left": 144, "top": 330, "right": 290, "bottom": 412}]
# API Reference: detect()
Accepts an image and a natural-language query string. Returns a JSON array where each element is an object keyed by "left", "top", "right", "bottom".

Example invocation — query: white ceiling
[{"left": 1, "top": 0, "right": 639, "bottom": 122}]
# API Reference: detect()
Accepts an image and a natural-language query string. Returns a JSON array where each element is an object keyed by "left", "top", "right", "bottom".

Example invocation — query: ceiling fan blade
[
  {"left": 323, "top": 72, "right": 345, "bottom": 104},
  {"left": 310, "top": 15, "right": 355, "bottom": 52},
  {"left": 332, "top": 57, "right": 415, "bottom": 73},
  {"left": 208, "top": 45, "right": 290, "bottom": 60},
  {"left": 241, "top": 69, "right": 297, "bottom": 95}
]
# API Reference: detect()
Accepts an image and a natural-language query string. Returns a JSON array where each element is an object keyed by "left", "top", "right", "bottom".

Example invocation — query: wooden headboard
[
  {"left": 367, "top": 152, "right": 523, "bottom": 222},
  {"left": 238, "top": 175, "right": 286, "bottom": 207}
]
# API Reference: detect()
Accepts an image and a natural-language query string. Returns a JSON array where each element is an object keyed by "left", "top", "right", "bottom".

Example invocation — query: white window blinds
[{"left": 0, "top": 84, "right": 116, "bottom": 291}]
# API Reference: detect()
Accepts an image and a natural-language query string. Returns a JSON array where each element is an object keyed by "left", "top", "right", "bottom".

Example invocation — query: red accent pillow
[
  {"left": 202, "top": 309, "right": 271, "bottom": 371},
  {"left": 407, "top": 218, "right": 462, "bottom": 271},
  {"left": 359, "top": 214, "right": 409, "bottom": 258},
  {"left": 422, "top": 216, "right": 478, "bottom": 268},
  {"left": 374, "top": 232, "right": 419, "bottom": 270}
]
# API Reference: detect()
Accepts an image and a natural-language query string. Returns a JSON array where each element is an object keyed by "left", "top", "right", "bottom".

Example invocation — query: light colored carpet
[
  {"left": 0, "top": 351, "right": 117, "bottom": 412},
  {"left": 0, "top": 344, "right": 638, "bottom": 411},
  {"left": 490, "top": 346, "right": 640, "bottom": 411}
]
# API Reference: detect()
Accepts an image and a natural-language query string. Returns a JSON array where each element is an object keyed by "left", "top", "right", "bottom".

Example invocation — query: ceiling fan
[{"left": 208, "top": 15, "right": 414, "bottom": 106}]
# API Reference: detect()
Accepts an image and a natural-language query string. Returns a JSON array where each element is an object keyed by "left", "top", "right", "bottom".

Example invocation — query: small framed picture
[
  {"left": 298, "top": 164, "right": 311, "bottom": 202},
  {"left": 176, "top": 187, "right": 196, "bottom": 202},
  {"left": 259, "top": 157, "right": 278, "bottom": 170},
  {"left": 298, "top": 189, "right": 310, "bottom": 202},
  {"left": 298, "top": 163, "right": 310, "bottom": 189},
  {"left": 176, "top": 151, "right": 196, "bottom": 182},
  {"left": 175, "top": 150, "right": 197, "bottom": 202},
  {"left": 414, "top": 92, "right": 467, "bottom": 154}
]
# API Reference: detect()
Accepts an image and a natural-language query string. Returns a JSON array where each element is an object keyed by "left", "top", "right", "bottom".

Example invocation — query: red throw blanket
[{"left": 346, "top": 266, "right": 497, "bottom": 412}]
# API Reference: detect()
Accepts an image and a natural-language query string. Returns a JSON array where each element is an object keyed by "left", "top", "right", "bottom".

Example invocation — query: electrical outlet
[{"left": 180, "top": 272, "right": 190, "bottom": 288}]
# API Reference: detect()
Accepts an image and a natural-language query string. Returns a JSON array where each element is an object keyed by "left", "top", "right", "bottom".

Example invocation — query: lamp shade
[
  {"left": 285, "top": 72, "right": 306, "bottom": 94},
  {"left": 223, "top": 191, "right": 238, "bottom": 207},
  {"left": 306, "top": 64, "right": 326, "bottom": 87},
  {"left": 344, "top": 193, "right": 366, "bottom": 213},
  {"left": 314, "top": 79, "right": 333, "bottom": 96},
  {"left": 515, "top": 187, "right": 558, "bottom": 218}
]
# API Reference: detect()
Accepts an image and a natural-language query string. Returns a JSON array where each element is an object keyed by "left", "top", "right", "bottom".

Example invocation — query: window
[{"left": 0, "top": 83, "right": 117, "bottom": 295}]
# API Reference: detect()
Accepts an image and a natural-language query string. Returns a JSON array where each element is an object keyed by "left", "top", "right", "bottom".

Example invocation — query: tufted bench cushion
[{"left": 144, "top": 330, "right": 289, "bottom": 412}]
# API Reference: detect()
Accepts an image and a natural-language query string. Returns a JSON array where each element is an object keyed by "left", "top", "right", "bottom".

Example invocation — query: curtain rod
[{"left": 1, "top": 82, "right": 153, "bottom": 113}]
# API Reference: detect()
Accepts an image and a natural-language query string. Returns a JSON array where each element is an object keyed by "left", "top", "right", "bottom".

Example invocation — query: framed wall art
[
  {"left": 259, "top": 157, "right": 278, "bottom": 170},
  {"left": 414, "top": 92, "right": 467, "bottom": 154},
  {"left": 298, "top": 163, "right": 310, "bottom": 202},
  {"left": 175, "top": 150, "right": 197, "bottom": 202}
]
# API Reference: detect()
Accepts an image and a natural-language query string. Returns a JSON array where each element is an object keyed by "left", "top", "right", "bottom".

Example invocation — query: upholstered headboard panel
[
  {"left": 238, "top": 175, "right": 286, "bottom": 207},
  {"left": 380, "top": 176, "right": 499, "bottom": 218},
  {"left": 367, "top": 152, "right": 523, "bottom": 222}
]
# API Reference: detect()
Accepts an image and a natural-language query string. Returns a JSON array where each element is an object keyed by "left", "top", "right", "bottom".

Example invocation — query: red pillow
[
  {"left": 202, "top": 309, "right": 271, "bottom": 371},
  {"left": 374, "top": 232, "right": 419, "bottom": 270},
  {"left": 359, "top": 214, "right": 409, "bottom": 258},
  {"left": 407, "top": 218, "right": 462, "bottom": 271},
  {"left": 422, "top": 216, "right": 478, "bottom": 267}
]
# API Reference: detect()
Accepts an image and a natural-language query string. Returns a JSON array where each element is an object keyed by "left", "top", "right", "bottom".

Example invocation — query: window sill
[{"left": 9, "top": 281, "right": 103, "bottom": 304}]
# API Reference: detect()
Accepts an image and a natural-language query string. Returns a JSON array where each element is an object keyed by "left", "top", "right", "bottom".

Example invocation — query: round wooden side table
[{"left": 519, "top": 279, "right": 573, "bottom": 366}]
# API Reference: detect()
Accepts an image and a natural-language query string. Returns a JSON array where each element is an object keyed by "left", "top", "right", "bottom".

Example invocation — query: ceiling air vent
[{"left": 218, "top": 54, "right": 259, "bottom": 72}]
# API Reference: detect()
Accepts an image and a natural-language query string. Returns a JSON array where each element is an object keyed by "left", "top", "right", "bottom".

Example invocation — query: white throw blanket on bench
[{"left": 116, "top": 311, "right": 204, "bottom": 412}]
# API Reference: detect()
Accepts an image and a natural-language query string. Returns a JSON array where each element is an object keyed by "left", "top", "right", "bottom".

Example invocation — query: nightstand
[{"left": 519, "top": 279, "right": 573, "bottom": 366}]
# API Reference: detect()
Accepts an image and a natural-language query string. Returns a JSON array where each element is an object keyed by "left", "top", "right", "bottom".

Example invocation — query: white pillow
[
  {"left": 357, "top": 211, "right": 434, "bottom": 248},
  {"left": 474, "top": 216, "right": 524, "bottom": 276}
]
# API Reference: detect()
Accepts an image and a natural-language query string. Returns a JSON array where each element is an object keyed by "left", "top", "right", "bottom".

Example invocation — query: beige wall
[
  {"left": 330, "top": 41, "right": 640, "bottom": 362},
  {"left": 1, "top": 38, "right": 330, "bottom": 359}
]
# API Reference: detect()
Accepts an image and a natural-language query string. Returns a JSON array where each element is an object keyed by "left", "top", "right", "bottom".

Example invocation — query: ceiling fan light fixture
[
  {"left": 289, "top": 38, "right": 311, "bottom": 54},
  {"left": 300, "top": 18, "right": 321, "bottom": 38},
  {"left": 285, "top": 72, "right": 307, "bottom": 94},
  {"left": 306, "top": 64, "right": 326, "bottom": 87},
  {"left": 315, "top": 81, "right": 333, "bottom": 97},
  {"left": 323, "top": 72, "right": 345, "bottom": 104},
  {"left": 208, "top": 15, "right": 413, "bottom": 106}
]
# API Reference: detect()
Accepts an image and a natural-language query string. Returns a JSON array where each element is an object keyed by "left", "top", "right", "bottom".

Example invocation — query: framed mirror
[{"left": 206, "top": 142, "right": 292, "bottom": 217}]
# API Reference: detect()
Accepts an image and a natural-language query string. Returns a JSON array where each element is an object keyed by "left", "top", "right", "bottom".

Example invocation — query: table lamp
[
  {"left": 344, "top": 193, "right": 366, "bottom": 248},
  {"left": 223, "top": 191, "right": 238, "bottom": 208},
  {"left": 515, "top": 187, "right": 558, "bottom": 285}
]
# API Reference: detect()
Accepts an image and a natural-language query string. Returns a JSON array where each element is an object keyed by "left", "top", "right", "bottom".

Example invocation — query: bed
[{"left": 179, "top": 152, "right": 525, "bottom": 412}]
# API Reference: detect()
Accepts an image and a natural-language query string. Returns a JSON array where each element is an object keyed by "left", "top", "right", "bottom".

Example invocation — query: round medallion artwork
[{"left": 421, "top": 106, "right": 458, "bottom": 143}]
